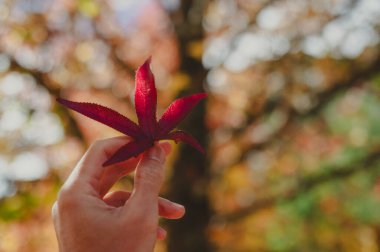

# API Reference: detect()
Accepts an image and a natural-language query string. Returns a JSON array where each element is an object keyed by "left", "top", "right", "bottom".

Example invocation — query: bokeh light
[{"left": 1, "top": 0, "right": 380, "bottom": 251}]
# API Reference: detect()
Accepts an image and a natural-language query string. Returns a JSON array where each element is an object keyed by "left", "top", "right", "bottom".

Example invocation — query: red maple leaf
[{"left": 57, "top": 58, "right": 207, "bottom": 166}]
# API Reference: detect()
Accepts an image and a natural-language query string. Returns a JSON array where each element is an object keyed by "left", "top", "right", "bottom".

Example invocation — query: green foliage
[
  {"left": 265, "top": 224, "right": 300, "bottom": 252},
  {"left": 0, "top": 192, "right": 39, "bottom": 221},
  {"left": 324, "top": 90, "right": 380, "bottom": 146},
  {"left": 346, "top": 196, "right": 380, "bottom": 224}
]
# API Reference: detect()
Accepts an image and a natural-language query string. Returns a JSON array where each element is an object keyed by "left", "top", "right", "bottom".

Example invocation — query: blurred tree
[
  {"left": 1, "top": 0, "right": 380, "bottom": 251},
  {"left": 165, "top": 1, "right": 212, "bottom": 251}
]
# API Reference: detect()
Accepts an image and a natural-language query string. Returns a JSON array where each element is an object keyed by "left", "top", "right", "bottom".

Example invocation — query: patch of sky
[
  {"left": 8, "top": 152, "right": 48, "bottom": 181},
  {"left": 159, "top": 0, "right": 180, "bottom": 11},
  {"left": 110, "top": 0, "right": 150, "bottom": 34},
  {"left": 224, "top": 32, "right": 290, "bottom": 72},
  {"left": 203, "top": 36, "right": 230, "bottom": 69},
  {"left": 257, "top": 5, "right": 285, "bottom": 31},
  {"left": 22, "top": 112, "right": 64, "bottom": 146},
  {"left": 0, "top": 101, "right": 28, "bottom": 132}
]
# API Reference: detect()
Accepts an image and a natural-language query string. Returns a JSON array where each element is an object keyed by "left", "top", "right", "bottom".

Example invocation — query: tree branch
[
  {"left": 228, "top": 0, "right": 361, "bottom": 136},
  {"left": 235, "top": 55, "right": 380, "bottom": 164},
  {"left": 8, "top": 56, "right": 84, "bottom": 139},
  {"left": 222, "top": 146, "right": 380, "bottom": 222}
]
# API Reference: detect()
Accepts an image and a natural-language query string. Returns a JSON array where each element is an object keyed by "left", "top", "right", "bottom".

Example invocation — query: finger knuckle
[
  {"left": 145, "top": 155, "right": 164, "bottom": 165},
  {"left": 147, "top": 147, "right": 165, "bottom": 163},
  {"left": 136, "top": 166, "right": 164, "bottom": 187},
  {"left": 89, "top": 139, "right": 105, "bottom": 151}
]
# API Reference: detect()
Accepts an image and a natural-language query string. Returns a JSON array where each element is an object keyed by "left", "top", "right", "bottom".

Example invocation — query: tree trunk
[{"left": 166, "top": 1, "right": 213, "bottom": 251}]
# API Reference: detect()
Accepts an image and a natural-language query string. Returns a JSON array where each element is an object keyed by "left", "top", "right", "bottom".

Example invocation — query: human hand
[{"left": 52, "top": 137, "right": 185, "bottom": 252}]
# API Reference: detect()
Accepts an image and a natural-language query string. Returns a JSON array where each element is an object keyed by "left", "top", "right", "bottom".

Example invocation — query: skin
[{"left": 52, "top": 137, "right": 185, "bottom": 252}]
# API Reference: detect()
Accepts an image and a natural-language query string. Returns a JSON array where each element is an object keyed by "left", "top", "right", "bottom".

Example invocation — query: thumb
[{"left": 130, "top": 144, "right": 166, "bottom": 206}]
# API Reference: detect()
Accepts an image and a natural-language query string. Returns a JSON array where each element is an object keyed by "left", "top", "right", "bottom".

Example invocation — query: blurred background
[{"left": 1, "top": 0, "right": 380, "bottom": 251}]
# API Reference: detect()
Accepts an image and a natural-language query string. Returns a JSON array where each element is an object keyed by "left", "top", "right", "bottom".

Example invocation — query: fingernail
[
  {"left": 159, "top": 141, "right": 171, "bottom": 151},
  {"left": 172, "top": 202, "right": 185, "bottom": 209},
  {"left": 161, "top": 198, "right": 184, "bottom": 209},
  {"left": 166, "top": 200, "right": 184, "bottom": 209}
]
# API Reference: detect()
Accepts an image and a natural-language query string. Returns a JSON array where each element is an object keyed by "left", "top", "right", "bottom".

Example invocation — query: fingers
[
  {"left": 157, "top": 227, "right": 167, "bottom": 240},
  {"left": 98, "top": 142, "right": 172, "bottom": 197},
  {"left": 104, "top": 190, "right": 174, "bottom": 241},
  {"left": 103, "top": 191, "right": 130, "bottom": 207},
  {"left": 70, "top": 137, "right": 131, "bottom": 185},
  {"left": 103, "top": 191, "right": 185, "bottom": 219},
  {"left": 128, "top": 144, "right": 166, "bottom": 209},
  {"left": 157, "top": 197, "right": 185, "bottom": 219},
  {"left": 98, "top": 156, "right": 141, "bottom": 197}
]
